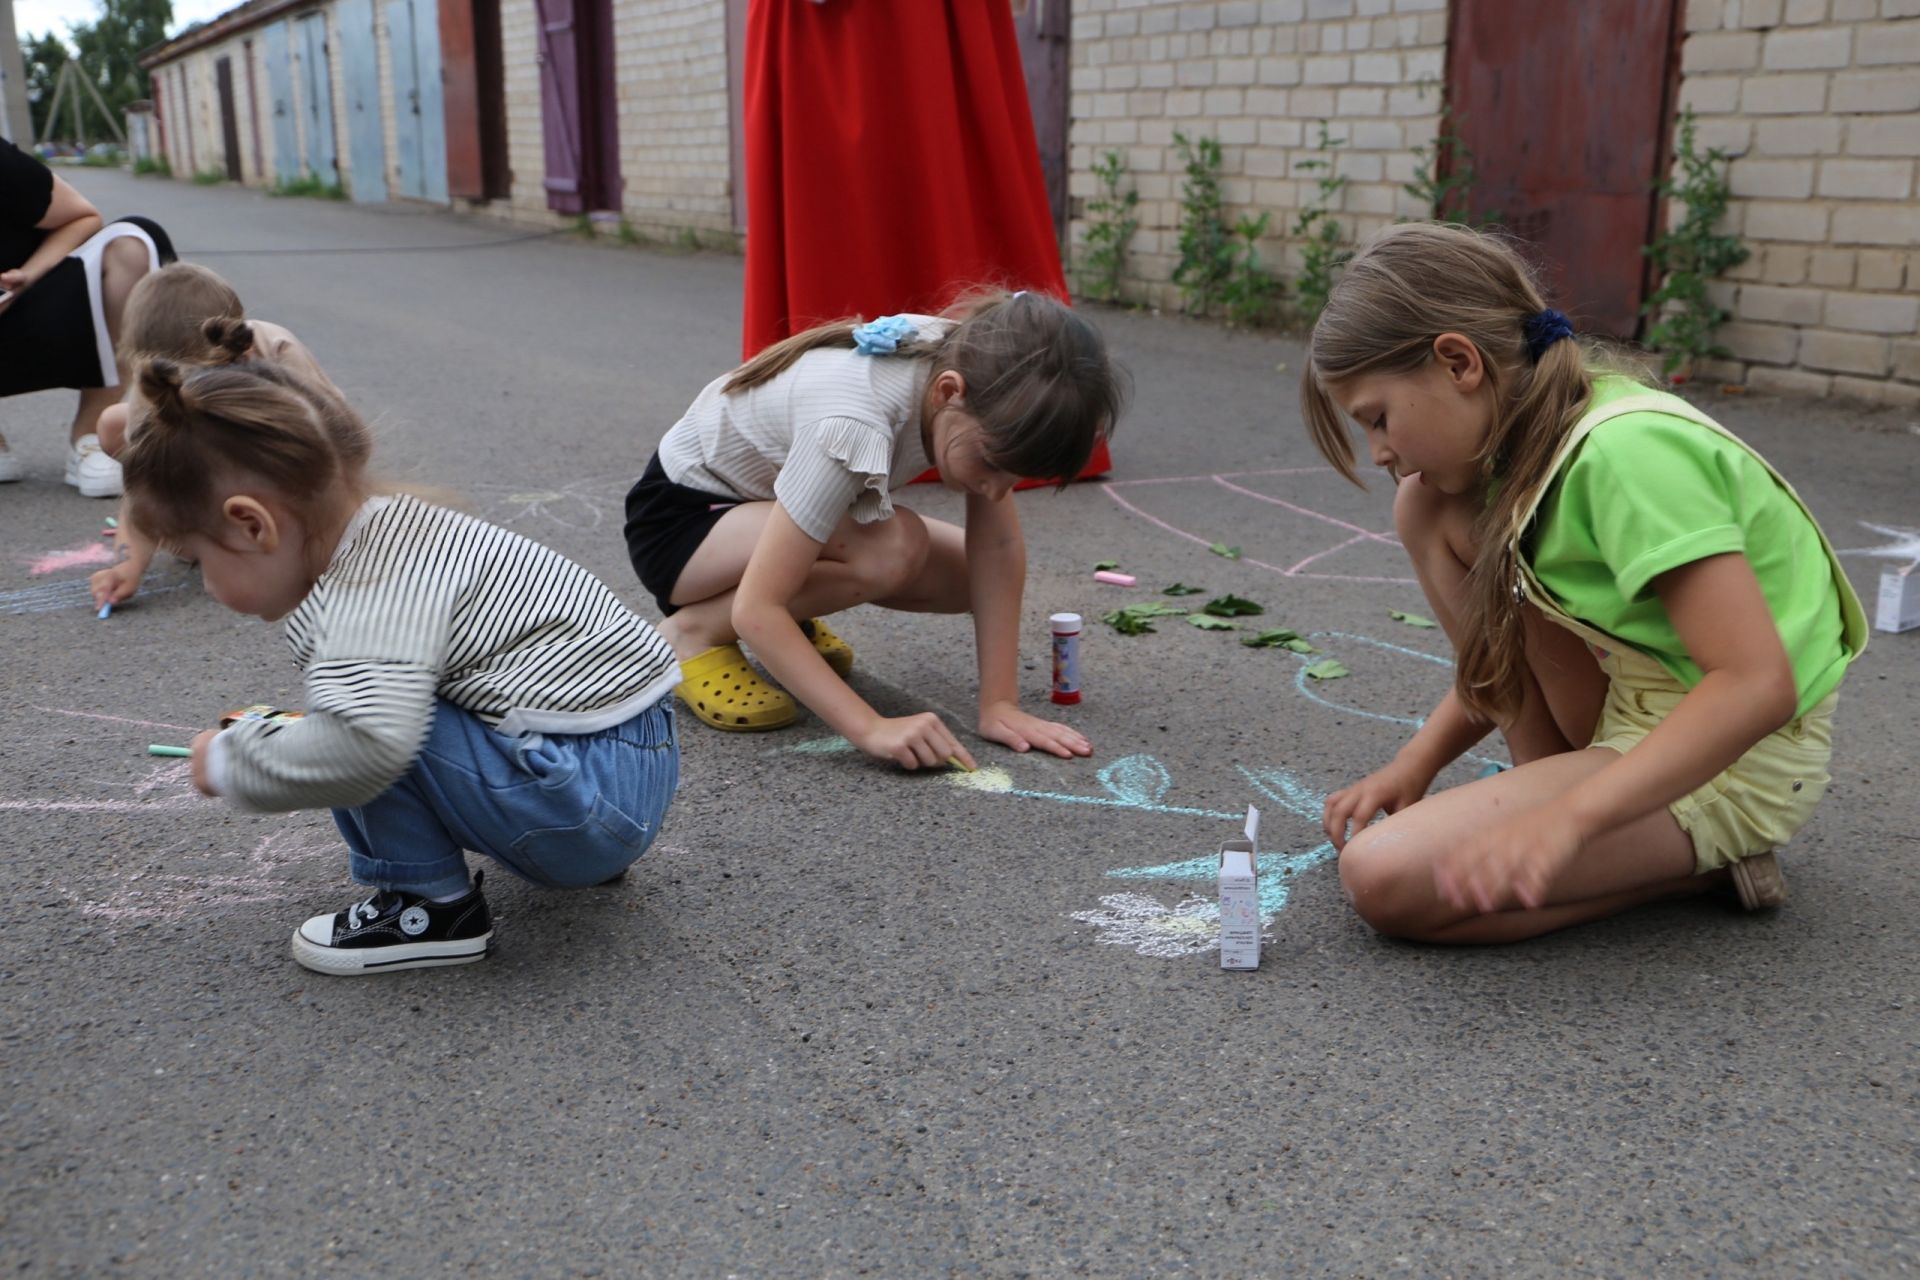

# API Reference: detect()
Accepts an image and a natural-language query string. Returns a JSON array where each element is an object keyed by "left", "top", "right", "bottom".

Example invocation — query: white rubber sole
[{"left": 290, "top": 929, "right": 492, "bottom": 975}]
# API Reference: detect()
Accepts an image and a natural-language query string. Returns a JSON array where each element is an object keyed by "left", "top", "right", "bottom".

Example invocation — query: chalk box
[
  {"left": 1219, "top": 805, "right": 1262, "bottom": 971},
  {"left": 1875, "top": 566, "right": 1920, "bottom": 634}
]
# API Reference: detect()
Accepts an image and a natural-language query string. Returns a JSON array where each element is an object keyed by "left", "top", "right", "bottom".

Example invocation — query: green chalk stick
[{"left": 147, "top": 744, "right": 192, "bottom": 758}]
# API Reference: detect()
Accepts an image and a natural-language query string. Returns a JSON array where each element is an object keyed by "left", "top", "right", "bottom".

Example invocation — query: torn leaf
[
  {"left": 1162, "top": 583, "right": 1206, "bottom": 596},
  {"left": 1389, "top": 609, "right": 1438, "bottom": 629},
  {"left": 1209, "top": 542, "right": 1243, "bottom": 560},
  {"left": 1304, "top": 659, "right": 1350, "bottom": 680},
  {"left": 1094, "top": 560, "right": 1120, "bottom": 571},
  {"left": 1188, "top": 614, "right": 1238, "bottom": 631}
]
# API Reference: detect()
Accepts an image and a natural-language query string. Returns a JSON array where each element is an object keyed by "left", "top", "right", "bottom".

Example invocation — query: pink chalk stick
[{"left": 1093, "top": 570, "right": 1137, "bottom": 587}]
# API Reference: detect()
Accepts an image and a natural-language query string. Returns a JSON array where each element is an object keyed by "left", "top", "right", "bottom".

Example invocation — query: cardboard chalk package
[{"left": 1219, "top": 805, "right": 1262, "bottom": 971}]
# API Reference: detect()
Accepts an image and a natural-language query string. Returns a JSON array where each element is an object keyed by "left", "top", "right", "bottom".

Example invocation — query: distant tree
[
  {"left": 65, "top": 0, "right": 173, "bottom": 134},
  {"left": 25, "top": 32, "right": 72, "bottom": 140}
]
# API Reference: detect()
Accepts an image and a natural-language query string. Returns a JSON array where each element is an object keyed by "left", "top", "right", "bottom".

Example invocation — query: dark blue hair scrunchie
[{"left": 1524, "top": 309, "right": 1575, "bottom": 361}]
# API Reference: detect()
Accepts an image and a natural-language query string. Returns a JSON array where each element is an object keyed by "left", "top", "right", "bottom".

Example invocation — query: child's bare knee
[
  {"left": 101, "top": 236, "right": 152, "bottom": 288},
  {"left": 1339, "top": 827, "right": 1434, "bottom": 938},
  {"left": 1391, "top": 473, "right": 1443, "bottom": 538},
  {"left": 864, "top": 509, "right": 930, "bottom": 595}
]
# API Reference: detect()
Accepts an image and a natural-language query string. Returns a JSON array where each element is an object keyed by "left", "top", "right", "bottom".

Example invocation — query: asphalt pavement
[{"left": 2, "top": 171, "right": 1915, "bottom": 1277}]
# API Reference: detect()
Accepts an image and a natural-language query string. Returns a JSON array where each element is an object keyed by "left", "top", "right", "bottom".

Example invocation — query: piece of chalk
[
  {"left": 1093, "top": 570, "right": 1137, "bottom": 587},
  {"left": 97, "top": 601, "right": 112, "bottom": 620},
  {"left": 947, "top": 756, "right": 976, "bottom": 773},
  {"left": 104, "top": 515, "right": 118, "bottom": 528},
  {"left": 147, "top": 744, "right": 192, "bottom": 757}
]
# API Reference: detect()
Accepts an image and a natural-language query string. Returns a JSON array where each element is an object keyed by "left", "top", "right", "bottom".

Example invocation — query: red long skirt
[{"left": 741, "top": 0, "right": 1110, "bottom": 484}]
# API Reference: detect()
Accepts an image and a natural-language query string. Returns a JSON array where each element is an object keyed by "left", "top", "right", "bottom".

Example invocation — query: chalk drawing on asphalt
[
  {"left": 469, "top": 476, "right": 633, "bottom": 534},
  {"left": 1099, "top": 468, "right": 1417, "bottom": 586},
  {"left": 26, "top": 542, "right": 116, "bottom": 575},
  {"left": 1838, "top": 521, "right": 1920, "bottom": 571}
]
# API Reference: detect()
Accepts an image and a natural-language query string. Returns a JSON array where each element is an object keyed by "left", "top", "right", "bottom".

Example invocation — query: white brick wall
[
  {"left": 609, "top": 0, "right": 734, "bottom": 237},
  {"left": 1678, "top": 0, "right": 1920, "bottom": 404},
  {"left": 1066, "top": 0, "right": 1447, "bottom": 311}
]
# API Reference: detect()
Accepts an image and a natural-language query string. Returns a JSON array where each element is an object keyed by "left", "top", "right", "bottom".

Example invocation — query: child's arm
[
  {"left": 734, "top": 504, "right": 977, "bottom": 769},
  {"left": 1435, "top": 552, "right": 1798, "bottom": 911},
  {"left": 965, "top": 492, "right": 1092, "bottom": 759},
  {"left": 89, "top": 508, "right": 157, "bottom": 607},
  {"left": 1324, "top": 688, "right": 1490, "bottom": 848}
]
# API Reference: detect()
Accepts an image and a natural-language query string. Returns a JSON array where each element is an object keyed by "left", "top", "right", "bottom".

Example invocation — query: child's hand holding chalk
[
  {"left": 150, "top": 731, "right": 225, "bottom": 798},
  {"left": 190, "top": 729, "right": 222, "bottom": 797}
]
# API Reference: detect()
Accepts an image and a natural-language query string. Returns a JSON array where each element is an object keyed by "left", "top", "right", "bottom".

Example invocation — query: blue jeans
[{"left": 333, "top": 699, "right": 681, "bottom": 897}]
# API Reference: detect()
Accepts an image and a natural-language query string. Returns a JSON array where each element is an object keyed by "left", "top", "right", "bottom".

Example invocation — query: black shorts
[
  {"left": 0, "top": 216, "right": 176, "bottom": 397},
  {"left": 624, "top": 453, "right": 744, "bottom": 616}
]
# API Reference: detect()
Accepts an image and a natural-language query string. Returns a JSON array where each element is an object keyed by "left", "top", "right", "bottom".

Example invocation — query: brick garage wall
[
  {"left": 1066, "top": 0, "right": 1448, "bottom": 312},
  {"left": 1679, "top": 0, "right": 1920, "bottom": 405},
  {"left": 610, "top": 0, "right": 735, "bottom": 239}
]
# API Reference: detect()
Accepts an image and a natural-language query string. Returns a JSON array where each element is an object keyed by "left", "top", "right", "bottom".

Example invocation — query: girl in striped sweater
[{"left": 121, "top": 359, "right": 682, "bottom": 975}]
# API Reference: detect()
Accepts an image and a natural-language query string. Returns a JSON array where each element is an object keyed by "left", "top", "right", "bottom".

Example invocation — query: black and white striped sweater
[{"left": 212, "top": 495, "right": 678, "bottom": 812}]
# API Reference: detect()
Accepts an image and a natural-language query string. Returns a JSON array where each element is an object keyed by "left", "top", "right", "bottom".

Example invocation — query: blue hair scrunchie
[
  {"left": 851, "top": 314, "right": 919, "bottom": 356},
  {"left": 1523, "top": 309, "right": 1575, "bottom": 362}
]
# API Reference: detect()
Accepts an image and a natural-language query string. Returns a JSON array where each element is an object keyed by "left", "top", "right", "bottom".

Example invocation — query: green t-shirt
[{"left": 1528, "top": 378, "right": 1858, "bottom": 715}]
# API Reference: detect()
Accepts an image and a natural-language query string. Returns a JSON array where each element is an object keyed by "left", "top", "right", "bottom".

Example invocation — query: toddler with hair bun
[
  {"left": 121, "top": 359, "right": 682, "bottom": 975},
  {"left": 91, "top": 263, "right": 335, "bottom": 610}
]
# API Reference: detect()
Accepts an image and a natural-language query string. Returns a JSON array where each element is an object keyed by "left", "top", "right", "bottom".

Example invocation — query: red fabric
[{"left": 742, "top": 0, "right": 1110, "bottom": 486}]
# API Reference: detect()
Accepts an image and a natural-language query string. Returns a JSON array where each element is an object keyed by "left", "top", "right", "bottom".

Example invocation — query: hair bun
[
  {"left": 201, "top": 316, "right": 255, "bottom": 360},
  {"left": 137, "top": 357, "right": 190, "bottom": 418}
]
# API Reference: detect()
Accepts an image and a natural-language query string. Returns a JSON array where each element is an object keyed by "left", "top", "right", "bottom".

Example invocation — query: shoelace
[{"left": 346, "top": 892, "right": 398, "bottom": 930}]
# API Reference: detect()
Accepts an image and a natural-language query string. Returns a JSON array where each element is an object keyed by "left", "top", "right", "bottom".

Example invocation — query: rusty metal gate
[{"left": 1446, "top": 0, "right": 1684, "bottom": 339}]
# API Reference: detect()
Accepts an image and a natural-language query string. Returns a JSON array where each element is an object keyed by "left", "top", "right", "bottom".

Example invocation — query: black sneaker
[{"left": 290, "top": 871, "right": 493, "bottom": 975}]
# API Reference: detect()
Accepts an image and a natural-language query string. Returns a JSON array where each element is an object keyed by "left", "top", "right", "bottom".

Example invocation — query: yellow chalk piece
[{"left": 947, "top": 756, "right": 976, "bottom": 773}]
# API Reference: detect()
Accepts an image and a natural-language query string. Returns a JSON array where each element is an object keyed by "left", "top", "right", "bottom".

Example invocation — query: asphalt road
[{"left": 2, "top": 172, "right": 1915, "bottom": 1277}]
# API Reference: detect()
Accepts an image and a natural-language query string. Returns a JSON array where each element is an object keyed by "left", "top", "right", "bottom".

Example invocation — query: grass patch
[{"left": 269, "top": 174, "right": 346, "bottom": 200}]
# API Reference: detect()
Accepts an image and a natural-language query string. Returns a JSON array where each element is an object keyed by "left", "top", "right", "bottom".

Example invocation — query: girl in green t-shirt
[{"left": 1298, "top": 223, "right": 1865, "bottom": 944}]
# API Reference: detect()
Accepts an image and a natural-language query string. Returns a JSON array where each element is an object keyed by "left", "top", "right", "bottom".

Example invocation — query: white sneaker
[
  {"left": 65, "top": 434, "right": 123, "bottom": 498},
  {"left": 0, "top": 446, "right": 21, "bottom": 483}
]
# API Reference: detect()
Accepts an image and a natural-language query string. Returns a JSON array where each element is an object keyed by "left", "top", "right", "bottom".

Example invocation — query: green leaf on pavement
[
  {"left": 1202, "top": 593, "right": 1265, "bottom": 617},
  {"left": 1304, "top": 659, "right": 1350, "bottom": 680},
  {"left": 1209, "top": 542, "right": 1243, "bottom": 560},
  {"left": 1102, "top": 601, "right": 1191, "bottom": 635},
  {"left": 1188, "top": 614, "right": 1238, "bottom": 631},
  {"left": 1389, "top": 609, "right": 1438, "bottom": 629},
  {"left": 1162, "top": 583, "right": 1206, "bottom": 596},
  {"left": 1243, "top": 628, "right": 1317, "bottom": 653},
  {"left": 1094, "top": 560, "right": 1120, "bottom": 571}
]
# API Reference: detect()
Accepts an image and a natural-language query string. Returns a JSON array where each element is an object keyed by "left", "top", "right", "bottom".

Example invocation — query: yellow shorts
[{"left": 1591, "top": 678, "right": 1838, "bottom": 873}]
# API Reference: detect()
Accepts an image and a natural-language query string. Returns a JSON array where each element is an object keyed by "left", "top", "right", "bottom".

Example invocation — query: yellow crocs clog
[
  {"left": 675, "top": 644, "right": 797, "bottom": 731},
  {"left": 800, "top": 617, "right": 854, "bottom": 677}
]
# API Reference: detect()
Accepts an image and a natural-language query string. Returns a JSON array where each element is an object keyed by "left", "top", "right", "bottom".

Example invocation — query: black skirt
[
  {"left": 624, "top": 452, "right": 744, "bottom": 616},
  {"left": 0, "top": 216, "right": 176, "bottom": 397}
]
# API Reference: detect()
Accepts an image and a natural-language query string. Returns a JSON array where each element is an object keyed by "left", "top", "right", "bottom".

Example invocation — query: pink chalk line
[
  {"left": 28, "top": 543, "right": 117, "bottom": 575},
  {"left": 30, "top": 705, "right": 204, "bottom": 734},
  {"left": 1209, "top": 475, "right": 1399, "bottom": 543},
  {"left": 1099, "top": 480, "right": 1416, "bottom": 586},
  {"left": 1104, "top": 467, "right": 1331, "bottom": 488}
]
